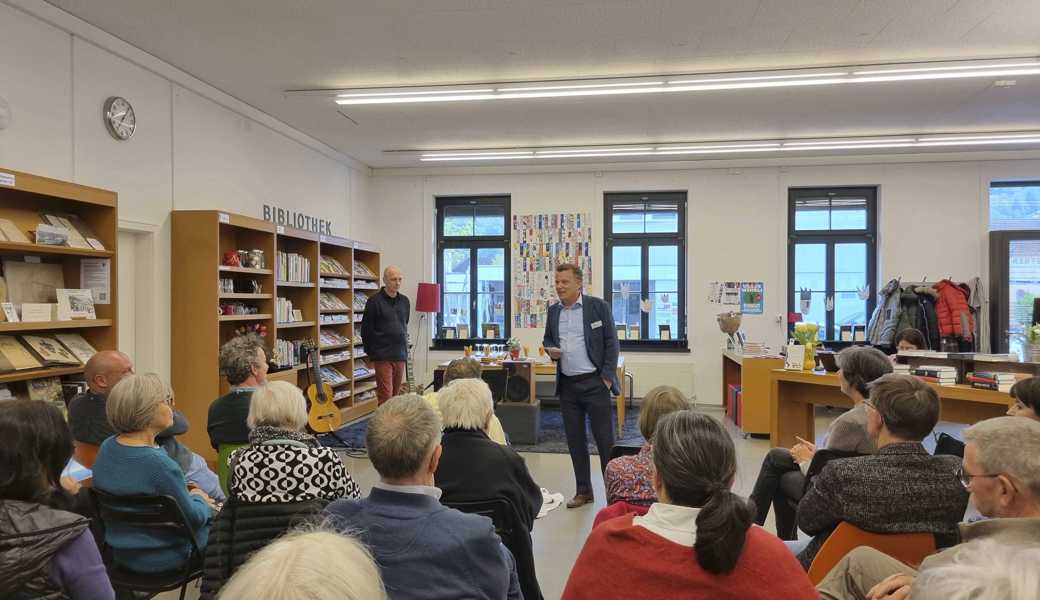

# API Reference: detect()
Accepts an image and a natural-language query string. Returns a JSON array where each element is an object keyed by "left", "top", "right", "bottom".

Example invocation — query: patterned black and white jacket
[
  {"left": 229, "top": 426, "right": 361, "bottom": 503},
  {"left": 796, "top": 441, "right": 968, "bottom": 569}
]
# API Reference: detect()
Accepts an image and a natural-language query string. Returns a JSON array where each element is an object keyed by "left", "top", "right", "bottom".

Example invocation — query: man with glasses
[
  {"left": 817, "top": 415, "right": 1040, "bottom": 599},
  {"left": 794, "top": 374, "right": 968, "bottom": 569}
]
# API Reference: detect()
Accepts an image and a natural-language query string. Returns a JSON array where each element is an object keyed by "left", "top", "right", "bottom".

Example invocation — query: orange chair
[
  {"left": 73, "top": 441, "right": 100, "bottom": 470},
  {"left": 807, "top": 522, "right": 937, "bottom": 585}
]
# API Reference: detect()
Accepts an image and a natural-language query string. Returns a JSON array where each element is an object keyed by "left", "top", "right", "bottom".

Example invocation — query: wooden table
[
  {"left": 770, "top": 368, "right": 1010, "bottom": 448},
  {"left": 722, "top": 351, "right": 785, "bottom": 436},
  {"left": 534, "top": 356, "right": 627, "bottom": 435}
]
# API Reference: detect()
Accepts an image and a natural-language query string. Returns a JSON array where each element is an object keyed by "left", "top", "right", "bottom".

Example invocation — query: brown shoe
[{"left": 566, "top": 494, "right": 594, "bottom": 508}]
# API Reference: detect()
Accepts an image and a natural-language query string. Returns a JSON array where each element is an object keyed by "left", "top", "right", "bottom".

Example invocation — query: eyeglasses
[{"left": 956, "top": 466, "right": 1001, "bottom": 489}]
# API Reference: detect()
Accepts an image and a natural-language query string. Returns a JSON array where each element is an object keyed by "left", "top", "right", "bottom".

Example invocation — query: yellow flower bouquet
[{"left": 792, "top": 322, "right": 820, "bottom": 371}]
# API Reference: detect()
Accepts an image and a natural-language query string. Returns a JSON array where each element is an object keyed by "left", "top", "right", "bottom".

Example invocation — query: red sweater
[{"left": 563, "top": 515, "right": 817, "bottom": 600}]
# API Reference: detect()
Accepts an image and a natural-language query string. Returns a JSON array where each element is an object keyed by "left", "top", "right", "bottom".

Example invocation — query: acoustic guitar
[{"left": 304, "top": 340, "right": 342, "bottom": 432}]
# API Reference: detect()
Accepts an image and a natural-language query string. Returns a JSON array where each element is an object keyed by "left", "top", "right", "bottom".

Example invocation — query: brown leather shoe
[{"left": 566, "top": 494, "right": 594, "bottom": 508}]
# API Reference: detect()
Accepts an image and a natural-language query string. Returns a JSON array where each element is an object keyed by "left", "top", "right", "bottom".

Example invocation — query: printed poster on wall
[
  {"left": 512, "top": 213, "right": 592, "bottom": 329},
  {"left": 739, "top": 282, "right": 764, "bottom": 314}
]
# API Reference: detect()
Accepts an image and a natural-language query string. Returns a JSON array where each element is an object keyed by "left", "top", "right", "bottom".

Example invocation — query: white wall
[
  {"left": 372, "top": 158, "right": 1040, "bottom": 405},
  {"left": 0, "top": 2, "right": 370, "bottom": 379}
]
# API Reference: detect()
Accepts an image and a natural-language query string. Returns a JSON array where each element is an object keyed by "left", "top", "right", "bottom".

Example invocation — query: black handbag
[{"left": 933, "top": 432, "right": 965, "bottom": 458}]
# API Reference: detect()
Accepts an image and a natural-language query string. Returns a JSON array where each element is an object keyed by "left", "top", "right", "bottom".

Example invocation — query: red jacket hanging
[{"left": 933, "top": 280, "right": 974, "bottom": 339}]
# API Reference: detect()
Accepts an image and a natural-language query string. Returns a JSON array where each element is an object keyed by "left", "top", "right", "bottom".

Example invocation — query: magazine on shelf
[
  {"left": 22, "top": 335, "right": 82, "bottom": 366},
  {"left": 0, "top": 336, "right": 42, "bottom": 371},
  {"left": 55, "top": 333, "right": 97, "bottom": 364},
  {"left": 56, "top": 288, "right": 96, "bottom": 320}
]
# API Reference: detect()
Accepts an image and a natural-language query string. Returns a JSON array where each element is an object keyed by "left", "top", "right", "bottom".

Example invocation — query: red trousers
[{"left": 373, "top": 360, "right": 405, "bottom": 404}]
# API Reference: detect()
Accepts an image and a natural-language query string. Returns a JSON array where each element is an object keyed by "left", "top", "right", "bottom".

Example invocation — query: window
[
  {"left": 988, "top": 182, "right": 1040, "bottom": 353},
  {"left": 604, "top": 192, "right": 687, "bottom": 350},
  {"left": 435, "top": 196, "right": 510, "bottom": 347},
  {"left": 788, "top": 187, "right": 877, "bottom": 341}
]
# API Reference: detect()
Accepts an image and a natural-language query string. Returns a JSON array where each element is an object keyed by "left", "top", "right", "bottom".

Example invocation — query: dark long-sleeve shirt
[{"left": 360, "top": 288, "right": 410, "bottom": 362}]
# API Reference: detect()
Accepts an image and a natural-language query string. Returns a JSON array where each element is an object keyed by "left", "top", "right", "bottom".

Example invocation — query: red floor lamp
[{"left": 414, "top": 282, "right": 441, "bottom": 391}]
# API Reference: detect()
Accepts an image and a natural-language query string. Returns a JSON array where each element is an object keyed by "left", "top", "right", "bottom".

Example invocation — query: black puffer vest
[{"left": 0, "top": 500, "right": 89, "bottom": 600}]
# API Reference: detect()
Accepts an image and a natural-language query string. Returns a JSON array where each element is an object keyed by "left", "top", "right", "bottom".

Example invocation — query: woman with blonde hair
[
  {"left": 92, "top": 373, "right": 214, "bottom": 574},
  {"left": 604, "top": 385, "right": 690, "bottom": 506},
  {"left": 218, "top": 529, "right": 386, "bottom": 600}
]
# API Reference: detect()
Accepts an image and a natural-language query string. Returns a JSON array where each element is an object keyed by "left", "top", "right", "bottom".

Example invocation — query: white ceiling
[{"left": 44, "top": 0, "right": 1040, "bottom": 167}]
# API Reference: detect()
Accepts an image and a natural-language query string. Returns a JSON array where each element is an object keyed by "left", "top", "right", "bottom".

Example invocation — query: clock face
[{"left": 103, "top": 96, "right": 135, "bottom": 140}]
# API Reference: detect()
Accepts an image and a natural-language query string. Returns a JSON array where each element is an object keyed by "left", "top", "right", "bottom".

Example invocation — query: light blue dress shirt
[{"left": 559, "top": 295, "right": 597, "bottom": 376}]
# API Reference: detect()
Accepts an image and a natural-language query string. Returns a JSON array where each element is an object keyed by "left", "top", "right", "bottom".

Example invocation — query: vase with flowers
[
  {"left": 507, "top": 337, "right": 522, "bottom": 360},
  {"left": 792, "top": 322, "right": 820, "bottom": 371}
]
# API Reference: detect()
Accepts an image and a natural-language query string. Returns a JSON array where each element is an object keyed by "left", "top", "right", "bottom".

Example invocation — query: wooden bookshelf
[
  {"left": 0, "top": 167, "right": 118, "bottom": 391},
  {"left": 172, "top": 210, "right": 381, "bottom": 457}
]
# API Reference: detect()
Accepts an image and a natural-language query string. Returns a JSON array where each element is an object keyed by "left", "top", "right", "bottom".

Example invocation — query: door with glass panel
[{"left": 990, "top": 231, "right": 1040, "bottom": 353}]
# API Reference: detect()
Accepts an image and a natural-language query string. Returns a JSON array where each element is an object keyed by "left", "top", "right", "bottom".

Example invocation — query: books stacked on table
[
  {"left": 742, "top": 342, "right": 768, "bottom": 356},
  {"left": 912, "top": 365, "right": 958, "bottom": 386},
  {"left": 966, "top": 371, "right": 1017, "bottom": 393},
  {"left": 893, "top": 363, "right": 910, "bottom": 375}
]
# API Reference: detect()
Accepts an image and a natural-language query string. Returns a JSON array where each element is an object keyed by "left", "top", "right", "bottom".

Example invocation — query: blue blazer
[
  {"left": 324, "top": 487, "right": 522, "bottom": 600},
  {"left": 542, "top": 294, "right": 621, "bottom": 395}
]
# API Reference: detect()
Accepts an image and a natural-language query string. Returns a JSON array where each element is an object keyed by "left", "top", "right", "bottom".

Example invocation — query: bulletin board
[{"left": 512, "top": 213, "right": 593, "bottom": 329}]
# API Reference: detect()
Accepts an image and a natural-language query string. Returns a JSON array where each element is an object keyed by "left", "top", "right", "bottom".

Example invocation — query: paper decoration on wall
[
  {"left": 511, "top": 213, "right": 593, "bottom": 329},
  {"left": 739, "top": 282, "right": 764, "bottom": 315},
  {"left": 639, "top": 298, "right": 652, "bottom": 313},
  {"left": 856, "top": 285, "right": 871, "bottom": 300},
  {"left": 799, "top": 288, "right": 812, "bottom": 314},
  {"left": 825, "top": 296, "right": 834, "bottom": 312}
]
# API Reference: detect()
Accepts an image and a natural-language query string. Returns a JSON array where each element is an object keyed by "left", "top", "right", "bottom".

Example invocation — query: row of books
[
  {"left": 319, "top": 292, "right": 349, "bottom": 311},
  {"left": 353, "top": 262, "right": 377, "bottom": 278},
  {"left": 276, "top": 252, "right": 311, "bottom": 284},
  {"left": 352, "top": 292, "right": 369, "bottom": 311},
  {"left": 320, "top": 314, "right": 349, "bottom": 325},
  {"left": 2, "top": 213, "right": 107, "bottom": 250},
  {"left": 354, "top": 366, "right": 374, "bottom": 379},
  {"left": 320, "top": 366, "right": 349, "bottom": 385},
  {"left": 275, "top": 297, "right": 301, "bottom": 323},
  {"left": 319, "top": 277, "right": 349, "bottom": 289},
  {"left": 319, "top": 330, "right": 350, "bottom": 347},
  {"left": 0, "top": 333, "right": 97, "bottom": 372},
  {"left": 353, "top": 280, "right": 379, "bottom": 290},
  {"left": 319, "top": 255, "right": 349, "bottom": 275},
  {"left": 895, "top": 362, "right": 1027, "bottom": 392},
  {"left": 271, "top": 338, "right": 305, "bottom": 369},
  {"left": 967, "top": 371, "right": 1026, "bottom": 393},
  {"left": 321, "top": 350, "right": 351, "bottom": 365}
]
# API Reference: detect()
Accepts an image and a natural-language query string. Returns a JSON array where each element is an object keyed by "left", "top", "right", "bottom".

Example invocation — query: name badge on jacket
[{"left": 591, "top": 320, "right": 603, "bottom": 329}]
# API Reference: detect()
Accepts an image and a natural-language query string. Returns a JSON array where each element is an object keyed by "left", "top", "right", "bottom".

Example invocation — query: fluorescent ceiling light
[
  {"left": 417, "top": 131, "right": 1040, "bottom": 161},
  {"left": 332, "top": 58, "right": 1040, "bottom": 105}
]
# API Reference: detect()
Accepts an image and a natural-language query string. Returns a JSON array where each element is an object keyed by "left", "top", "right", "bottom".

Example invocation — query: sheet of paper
[
  {"left": 21, "top": 303, "right": 54, "bottom": 322},
  {"left": 80, "top": 258, "right": 111, "bottom": 305}
]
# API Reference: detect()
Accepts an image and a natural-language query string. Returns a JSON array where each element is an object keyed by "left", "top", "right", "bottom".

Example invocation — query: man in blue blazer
[{"left": 542, "top": 263, "right": 620, "bottom": 508}]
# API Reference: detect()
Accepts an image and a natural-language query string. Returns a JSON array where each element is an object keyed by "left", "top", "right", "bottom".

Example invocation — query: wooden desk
[
  {"left": 769, "top": 369, "right": 1010, "bottom": 448},
  {"left": 722, "top": 351, "right": 785, "bottom": 435},
  {"left": 534, "top": 356, "right": 626, "bottom": 436}
]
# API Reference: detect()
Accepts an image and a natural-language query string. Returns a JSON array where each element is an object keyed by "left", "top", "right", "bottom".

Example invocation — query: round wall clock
[{"left": 102, "top": 96, "right": 136, "bottom": 141}]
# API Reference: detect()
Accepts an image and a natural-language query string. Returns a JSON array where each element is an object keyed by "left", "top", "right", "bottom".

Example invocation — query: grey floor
[{"left": 161, "top": 405, "right": 832, "bottom": 600}]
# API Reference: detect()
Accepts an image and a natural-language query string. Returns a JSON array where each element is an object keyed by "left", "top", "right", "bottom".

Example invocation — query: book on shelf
[
  {"left": 352, "top": 292, "right": 369, "bottom": 311},
  {"left": 54, "top": 333, "right": 97, "bottom": 364},
  {"left": 319, "top": 277, "right": 349, "bottom": 289},
  {"left": 0, "top": 336, "right": 42, "bottom": 371},
  {"left": 912, "top": 365, "right": 958, "bottom": 376},
  {"left": 319, "top": 366, "right": 349, "bottom": 385},
  {"left": 0, "top": 219, "right": 29, "bottom": 243},
  {"left": 272, "top": 338, "right": 305, "bottom": 369},
  {"left": 276, "top": 251, "right": 311, "bottom": 284},
  {"left": 27, "top": 376, "right": 63, "bottom": 403},
  {"left": 319, "top": 256, "right": 349, "bottom": 275},
  {"left": 969, "top": 379, "right": 1012, "bottom": 392},
  {"left": 332, "top": 389, "right": 352, "bottom": 402},
  {"left": 319, "top": 292, "right": 349, "bottom": 311},
  {"left": 914, "top": 375, "right": 957, "bottom": 386},
  {"left": 353, "top": 262, "right": 376, "bottom": 278},
  {"left": 969, "top": 371, "right": 1018, "bottom": 383},
  {"left": 320, "top": 314, "right": 349, "bottom": 325},
  {"left": 56, "top": 288, "right": 96, "bottom": 320},
  {"left": 2, "top": 260, "right": 64, "bottom": 306},
  {"left": 275, "top": 297, "right": 298, "bottom": 323},
  {"left": 41, "top": 213, "right": 105, "bottom": 250},
  {"left": 22, "top": 335, "right": 82, "bottom": 366}
]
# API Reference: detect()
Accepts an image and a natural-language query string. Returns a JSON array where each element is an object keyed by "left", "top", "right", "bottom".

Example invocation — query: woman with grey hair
[
  {"left": 200, "top": 381, "right": 361, "bottom": 598},
  {"left": 749, "top": 345, "right": 892, "bottom": 540},
  {"left": 92, "top": 373, "right": 214, "bottom": 574},
  {"left": 563, "top": 411, "right": 816, "bottom": 599}
]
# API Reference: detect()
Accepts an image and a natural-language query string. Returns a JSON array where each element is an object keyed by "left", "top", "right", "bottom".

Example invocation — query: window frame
[
  {"left": 433, "top": 195, "right": 511, "bottom": 350},
  {"left": 787, "top": 186, "right": 878, "bottom": 342},
  {"left": 603, "top": 191, "right": 689, "bottom": 351},
  {"left": 987, "top": 181, "right": 1040, "bottom": 352}
]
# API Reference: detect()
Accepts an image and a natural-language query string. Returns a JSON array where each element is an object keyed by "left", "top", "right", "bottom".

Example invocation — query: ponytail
[{"left": 693, "top": 488, "right": 753, "bottom": 574}]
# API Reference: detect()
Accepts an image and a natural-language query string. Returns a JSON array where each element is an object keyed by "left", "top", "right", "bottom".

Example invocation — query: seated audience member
[
  {"left": 0, "top": 400, "right": 114, "bottom": 600},
  {"left": 1007, "top": 376, "right": 1040, "bottom": 422},
  {"left": 218, "top": 529, "right": 386, "bottom": 600},
  {"left": 563, "top": 411, "right": 817, "bottom": 600},
  {"left": 324, "top": 394, "right": 522, "bottom": 600},
  {"left": 425, "top": 357, "right": 508, "bottom": 444},
  {"left": 816, "top": 416, "right": 1040, "bottom": 600},
  {"left": 68, "top": 350, "right": 224, "bottom": 501},
  {"left": 604, "top": 385, "right": 690, "bottom": 507},
  {"left": 200, "top": 381, "right": 362, "bottom": 598},
  {"left": 209, "top": 334, "right": 268, "bottom": 449},
  {"left": 795, "top": 374, "right": 968, "bottom": 569},
  {"left": 435, "top": 378, "right": 541, "bottom": 524},
  {"left": 910, "top": 539, "right": 1040, "bottom": 600},
  {"left": 893, "top": 328, "right": 926, "bottom": 353},
  {"left": 93, "top": 373, "right": 214, "bottom": 574},
  {"left": 750, "top": 346, "right": 892, "bottom": 539}
]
